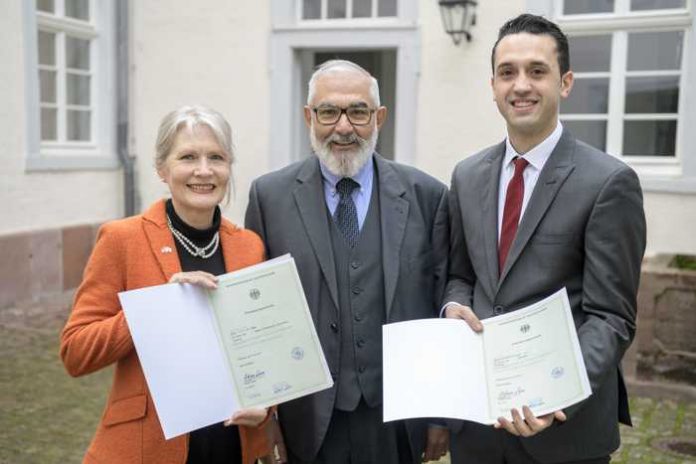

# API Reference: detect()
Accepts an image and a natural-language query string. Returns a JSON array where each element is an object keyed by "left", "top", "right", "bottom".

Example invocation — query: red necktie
[{"left": 499, "top": 157, "right": 529, "bottom": 274}]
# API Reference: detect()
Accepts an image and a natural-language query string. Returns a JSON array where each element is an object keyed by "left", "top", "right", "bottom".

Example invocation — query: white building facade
[{"left": 1, "top": 0, "right": 694, "bottom": 307}]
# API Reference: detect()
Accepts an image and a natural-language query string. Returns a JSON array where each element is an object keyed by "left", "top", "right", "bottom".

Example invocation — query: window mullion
[
  {"left": 56, "top": 31, "right": 67, "bottom": 143},
  {"left": 607, "top": 31, "right": 627, "bottom": 157},
  {"left": 616, "top": 0, "right": 630, "bottom": 14},
  {"left": 89, "top": 34, "right": 95, "bottom": 143},
  {"left": 321, "top": 0, "right": 327, "bottom": 19},
  {"left": 372, "top": 0, "right": 378, "bottom": 18},
  {"left": 346, "top": 0, "right": 353, "bottom": 18}
]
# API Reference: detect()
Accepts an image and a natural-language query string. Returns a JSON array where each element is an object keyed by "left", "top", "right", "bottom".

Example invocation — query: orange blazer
[{"left": 60, "top": 200, "right": 272, "bottom": 464}]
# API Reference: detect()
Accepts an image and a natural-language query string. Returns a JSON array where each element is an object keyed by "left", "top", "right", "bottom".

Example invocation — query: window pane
[
  {"left": 625, "top": 76, "right": 679, "bottom": 114},
  {"left": 569, "top": 35, "right": 611, "bottom": 72},
  {"left": 303, "top": 0, "right": 321, "bottom": 19},
  {"left": 67, "top": 74, "right": 91, "bottom": 105},
  {"left": 65, "top": 0, "right": 90, "bottom": 20},
  {"left": 631, "top": 0, "right": 685, "bottom": 10},
  {"left": 40, "top": 70, "right": 57, "bottom": 103},
  {"left": 41, "top": 108, "right": 57, "bottom": 140},
  {"left": 67, "top": 110, "right": 91, "bottom": 141},
  {"left": 354, "top": 0, "right": 372, "bottom": 18},
  {"left": 623, "top": 120, "right": 676, "bottom": 156},
  {"left": 328, "top": 0, "right": 347, "bottom": 18},
  {"left": 66, "top": 37, "right": 90, "bottom": 70},
  {"left": 378, "top": 0, "right": 397, "bottom": 17},
  {"left": 561, "top": 78, "right": 609, "bottom": 114},
  {"left": 562, "top": 120, "right": 607, "bottom": 151},
  {"left": 628, "top": 31, "right": 683, "bottom": 71},
  {"left": 38, "top": 30, "right": 55, "bottom": 66},
  {"left": 36, "top": 0, "right": 54, "bottom": 13},
  {"left": 563, "top": 0, "right": 614, "bottom": 14}
]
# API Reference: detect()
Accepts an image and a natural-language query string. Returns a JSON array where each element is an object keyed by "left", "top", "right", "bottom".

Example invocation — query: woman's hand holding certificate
[{"left": 119, "top": 255, "right": 333, "bottom": 439}]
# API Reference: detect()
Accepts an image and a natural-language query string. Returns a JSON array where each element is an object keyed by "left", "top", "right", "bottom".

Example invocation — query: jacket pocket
[{"left": 103, "top": 394, "right": 147, "bottom": 426}]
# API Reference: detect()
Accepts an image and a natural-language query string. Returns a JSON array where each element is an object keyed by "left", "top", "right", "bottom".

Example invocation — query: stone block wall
[
  {"left": 629, "top": 255, "right": 696, "bottom": 388},
  {"left": 0, "top": 224, "right": 100, "bottom": 309}
]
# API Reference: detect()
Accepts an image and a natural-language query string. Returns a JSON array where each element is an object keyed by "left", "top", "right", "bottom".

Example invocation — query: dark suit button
[
  {"left": 354, "top": 314, "right": 362, "bottom": 322},
  {"left": 351, "top": 286, "right": 363, "bottom": 295},
  {"left": 494, "top": 305, "right": 504, "bottom": 315},
  {"left": 330, "top": 322, "right": 338, "bottom": 333},
  {"left": 351, "top": 260, "right": 362, "bottom": 269},
  {"left": 358, "top": 366, "right": 366, "bottom": 373},
  {"left": 356, "top": 338, "right": 365, "bottom": 348}
]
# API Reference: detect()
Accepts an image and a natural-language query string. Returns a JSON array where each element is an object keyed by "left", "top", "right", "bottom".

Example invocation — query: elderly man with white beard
[{"left": 245, "top": 60, "right": 450, "bottom": 464}]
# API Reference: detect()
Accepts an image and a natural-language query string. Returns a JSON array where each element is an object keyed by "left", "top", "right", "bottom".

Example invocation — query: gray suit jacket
[
  {"left": 445, "top": 130, "right": 646, "bottom": 463},
  {"left": 245, "top": 154, "right": 449, "bottom": 462}
]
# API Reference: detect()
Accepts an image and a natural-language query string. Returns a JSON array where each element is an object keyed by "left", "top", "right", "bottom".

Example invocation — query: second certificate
[{"left": 208, "top": 256, "right": 332, "bottom": 409}]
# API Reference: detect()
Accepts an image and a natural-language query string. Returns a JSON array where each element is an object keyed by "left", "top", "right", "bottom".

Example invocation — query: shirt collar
[
  {"left": 504, "top": 121, "right": 563, "bottom": 171},
  {"left": 319, "top": 154, "right": 374, "bottom": 193}
]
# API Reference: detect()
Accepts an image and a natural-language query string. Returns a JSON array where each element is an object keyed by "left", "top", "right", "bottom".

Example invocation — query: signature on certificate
[
  {"left": 497, "top": 386, "right": 526, "bottom": 402},
  {"left": 243, "top": 370, "right": 267, "bottom": 385},
  {"left": 272, "top": 381, "right": 292, "bottom": 394}
]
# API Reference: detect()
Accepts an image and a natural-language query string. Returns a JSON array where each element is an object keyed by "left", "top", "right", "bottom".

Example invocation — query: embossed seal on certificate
[
  {"left": 551, "top": 366, "right": 565, "bottom": 379},
  {"left": 291, "top": 346, "right": 305, "bottom": 360},
  {"left": 249, "top": 288, "right": 261, "bottom": 300}
]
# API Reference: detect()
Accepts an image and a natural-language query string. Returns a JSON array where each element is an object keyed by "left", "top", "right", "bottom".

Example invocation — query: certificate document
[
  {"left": 119, "top": 255, "right": 332, "bottom": 439},
  {"left": 383, "top": 288, "right": 591, "bottom": 424}
]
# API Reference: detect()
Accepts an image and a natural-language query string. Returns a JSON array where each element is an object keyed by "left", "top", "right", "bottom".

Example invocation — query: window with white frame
[
  {"left": 300, "top": 0, "right": 397, "bottom": 20},
  {"left": 25, "top": 0, "right": 117, "bottom": 169},
  {"left": 557, "top": 0, "right": 690, "bottom": 160},
  {"left": 36, "top": 0, "right": 95, "bottom": 144}
]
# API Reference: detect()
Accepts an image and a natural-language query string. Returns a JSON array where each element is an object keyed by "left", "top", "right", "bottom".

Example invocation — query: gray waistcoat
[{"left": 328, "top": 182, "right": 385, "bottom": 411}]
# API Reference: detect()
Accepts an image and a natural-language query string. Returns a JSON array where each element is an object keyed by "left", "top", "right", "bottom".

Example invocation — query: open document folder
[
  {"left": 382, "top": 288, "right": 591, "bottom": 424},
  {"left": 119, "top": 254, "right": 332, "bottom": 439}
]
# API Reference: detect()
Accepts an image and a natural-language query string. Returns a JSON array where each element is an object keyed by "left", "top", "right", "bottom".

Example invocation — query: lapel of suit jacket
[
  {"left": 375, "top": 155, "right": 409, "bottom": 319},
  {"left": 480, "top": 142, "right": 506, "bottom": 301},
  {"left": 498, "top": 130, "right": 576, "bottom": 287},
  {"left": 292, "top": 157, "right": 340, "bottom": 311},
  {"left": 142, "top": 200, "right": 182, "bottom": 281}
]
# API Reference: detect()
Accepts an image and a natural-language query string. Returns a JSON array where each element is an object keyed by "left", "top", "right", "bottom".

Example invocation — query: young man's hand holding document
[
  {"left": 383, "top": 288, "right": 590, "bottom": 424},
  {"left": 118, "top": 254, "right": 332, "bottom": 439}
]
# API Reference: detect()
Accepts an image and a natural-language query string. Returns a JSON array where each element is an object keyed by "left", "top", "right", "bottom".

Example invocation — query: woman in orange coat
[{"left": 60, "top": 105, "right": 274, "bottom": 464}]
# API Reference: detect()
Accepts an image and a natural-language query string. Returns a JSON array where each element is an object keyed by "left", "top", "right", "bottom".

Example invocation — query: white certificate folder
[
  {"left": 119, "top": 254, "right": 333, "bottom": 439},
  {"left": 383, "top": 288, "right": 591, "bottom": 424}
]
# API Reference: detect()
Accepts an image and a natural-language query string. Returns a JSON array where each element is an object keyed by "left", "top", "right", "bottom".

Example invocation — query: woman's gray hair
[
  {"left": 307, "top": 60, "right": 381, "bottom": 106},
  {"left": 154, "top": 105, "right": 234, "bottom": 169}
]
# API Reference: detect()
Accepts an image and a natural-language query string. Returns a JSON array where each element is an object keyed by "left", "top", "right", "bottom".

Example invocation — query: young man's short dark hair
[{"left": 491, "top": 13, "right": 570, "bottom": 76}]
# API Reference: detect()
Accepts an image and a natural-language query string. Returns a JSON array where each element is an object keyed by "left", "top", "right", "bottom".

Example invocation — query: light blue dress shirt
[{"left": 319, "top": 156, "right": 374, "bottom": 231}]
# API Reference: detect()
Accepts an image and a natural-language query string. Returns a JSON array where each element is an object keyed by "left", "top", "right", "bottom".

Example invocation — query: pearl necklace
[{"left": 166, "top": 215, "right": 220, "bottom": 259}]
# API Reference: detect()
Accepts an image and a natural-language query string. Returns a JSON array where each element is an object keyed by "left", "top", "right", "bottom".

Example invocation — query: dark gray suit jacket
[
  {"left": 445, "top": 130, "right": 646, "bottom": 463},
  {"left": 245, "top": 154, "right": 449, "bottom": 462}
]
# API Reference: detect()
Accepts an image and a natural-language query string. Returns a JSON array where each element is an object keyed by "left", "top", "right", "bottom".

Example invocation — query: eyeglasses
[{"left": 312, "top": 105, "right": 376, "bottom": 126}]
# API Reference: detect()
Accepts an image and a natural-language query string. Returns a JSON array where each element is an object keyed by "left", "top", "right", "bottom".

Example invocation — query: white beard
[{"left": 310, "top": 126, "right": 377, "bottom": 178}]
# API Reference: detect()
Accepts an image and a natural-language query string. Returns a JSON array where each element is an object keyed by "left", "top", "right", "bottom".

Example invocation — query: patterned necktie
[
  {"left": 498, "top": 156, "right": 529, "bottom": 274},
  {"left": 334, "top": 178, "right": 360, "bottom": 248}
]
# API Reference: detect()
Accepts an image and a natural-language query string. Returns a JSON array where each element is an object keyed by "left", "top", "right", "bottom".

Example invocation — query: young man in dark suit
[{"left": 444, "top": 14, "right": 646, "bottom": 464}]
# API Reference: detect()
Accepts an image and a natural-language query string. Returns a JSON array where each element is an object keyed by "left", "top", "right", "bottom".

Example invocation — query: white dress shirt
[{"left": 319, "top": 156, "right": 374, "bottom": 231}]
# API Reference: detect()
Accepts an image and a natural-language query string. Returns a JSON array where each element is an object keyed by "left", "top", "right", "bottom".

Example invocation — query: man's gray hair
[
  {"left": 154, "top": 105, "right": 234, "bottom": 169},
  {"left": 307, "top": 59, "right": 381, "bottom": 107}
]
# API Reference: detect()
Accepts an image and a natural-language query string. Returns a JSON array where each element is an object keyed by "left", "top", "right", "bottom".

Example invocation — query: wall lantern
[{"left": 438, "top": 0, "right": 478, "bottom": 45}]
